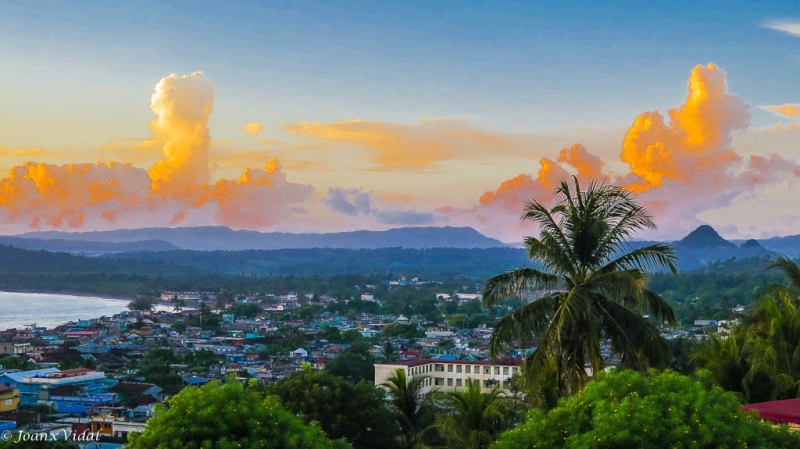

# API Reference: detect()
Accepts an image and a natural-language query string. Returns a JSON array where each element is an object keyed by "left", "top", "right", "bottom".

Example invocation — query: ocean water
[{"left": 0, "top": 291, "right": 128, "bottom": 330}]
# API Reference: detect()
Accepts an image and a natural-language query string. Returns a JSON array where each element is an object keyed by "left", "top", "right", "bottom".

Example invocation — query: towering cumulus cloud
[
  {"left": 148, "top": 72, "right": 214, "bottom": 194},
  {"left": 472, "top": 64, "right": 800, "bottom": 240},
  {"left": 621, "top": 63, "right": 750, "bottom": 191},
  {"left": 0, "top": 72, "right": 313, "bottom": 232}
]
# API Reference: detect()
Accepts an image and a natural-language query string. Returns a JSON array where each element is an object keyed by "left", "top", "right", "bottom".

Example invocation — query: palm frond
[{"left": 481, "top": 267, "right": 559, "bottom": 309}]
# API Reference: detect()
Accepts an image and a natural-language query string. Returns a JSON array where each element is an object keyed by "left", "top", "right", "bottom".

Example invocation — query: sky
[{"left": 1, "top": 0, "right": 800, "bottom": 242}]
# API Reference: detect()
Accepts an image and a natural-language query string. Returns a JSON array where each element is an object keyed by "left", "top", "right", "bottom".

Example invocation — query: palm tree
[
  {"left": 173, "top": 297, "right": 186, "bottom": 313},
  {"left": 384, "top": 341, "right": 397, "bottom": 362},
  {"left": 690, "top": 334, "right": 748, "bottom": 396},
  {"left": 433, "top": 378, "right": 519, "bottom": 449},
  {"left": 482, "top": 177, "right": 677, "bottom": 397},
  {"left": 739, "top": 255, "right": 800, "bottom": 401},
  {"left": 381, "top": 368, "right": 435, "bottom": 449}
]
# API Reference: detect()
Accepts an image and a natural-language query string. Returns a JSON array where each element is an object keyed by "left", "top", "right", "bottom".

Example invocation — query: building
[
  {"left": 0, "top": 384, "right": 19, "bottom": 411},
  {"left": 0, "top": 368, "right": 107, "bottom": 406},
  {"left": 374, "top": 359, "right": 521, "bottom": 393}
]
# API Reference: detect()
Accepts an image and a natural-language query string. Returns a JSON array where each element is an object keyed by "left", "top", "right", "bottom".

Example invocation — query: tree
[
  {"left": 268, "top": 368, "right": 402, "bottom": 449},
  {"left": 172, "top": 296, "right": 186, "bottom": 312},
  {"left": 433, "top": 378, "right": 520, "bottom": 449},
  {"left": 737, "top": 255, "right": 800, "bottom": 401},
  {"left": 691, "top": 255, "right": 800, "bottom": 403},
  {"left": 127, "top": 379, "right": 351, "bottom": 449},
  {"left": 325, "top": 346, "right": 375, "bottom": 383},
  {"left": 482, "top": 178, "right": 677, "bottom": 397},
  {"left": 383, "top": 341, "right": 397, "bottom": 362},
  {"left": 128, "top": 296, "right": 157, "bottom": 311},
  {"left": 0, "top": 440, "right": 78, "bottom": 449},
  {"left": 492, "top": 369, "right": 800, "bottom": 449},
  {"left": 381, "top": 369, "right": 436, "bottom": 449},
  {"left": 0, "top": 355, "right": 34, "bottom": 371}
]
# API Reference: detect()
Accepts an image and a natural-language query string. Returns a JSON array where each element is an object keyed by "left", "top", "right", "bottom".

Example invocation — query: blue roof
[
  {"left": 434, "top": 354, "right": 458, "bottom": 360},
  {"left": 0, "top": 368, "right": 59, "bottom": 383}
]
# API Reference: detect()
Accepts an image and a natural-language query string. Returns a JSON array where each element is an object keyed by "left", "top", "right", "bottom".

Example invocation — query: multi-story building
[
  {"left": 374, "top": 359, "right": 521, "bottom": 393},
  {"left": 0, "top": 368, "right": 107, "bottom": 406}
]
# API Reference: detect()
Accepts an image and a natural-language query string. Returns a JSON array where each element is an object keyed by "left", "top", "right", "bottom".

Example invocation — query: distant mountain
[
  {"left": 18, "top": 226, "right": 508, "bottom": 251},
  {"left": 740, "top": 239, "right": 763, "bottom": 249},
  {"left": 675, "top": 225, "right": 736, "bottom": 250},
  {"left": 0, "top": 237, "right": 179, "bottom": 255}
]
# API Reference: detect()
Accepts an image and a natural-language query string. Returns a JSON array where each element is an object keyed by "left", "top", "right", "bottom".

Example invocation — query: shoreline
[{"left": 0, "top": 289, "right": 133, "bottom": 302}]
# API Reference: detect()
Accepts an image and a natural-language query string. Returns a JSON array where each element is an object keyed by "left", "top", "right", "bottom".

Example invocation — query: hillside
[{"left": 0, "top": 237, "right": 179, "bottom": 255}]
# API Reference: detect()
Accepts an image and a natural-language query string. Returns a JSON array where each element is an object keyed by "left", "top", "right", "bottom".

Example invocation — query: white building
[{"left": 375, "top": 359, "right": 520, "bottom": 393}]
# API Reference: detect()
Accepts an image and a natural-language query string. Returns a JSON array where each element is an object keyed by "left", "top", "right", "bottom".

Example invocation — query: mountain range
[
  {"left": 3, "top": 224, "right": 799, "bottom": 271},
  {"left": 18, "top": 226, "right": 507, "bottom": 251}
]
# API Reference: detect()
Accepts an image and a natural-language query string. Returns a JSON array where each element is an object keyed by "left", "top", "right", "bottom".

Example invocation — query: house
[
  {"left": 0, "top": 385, "right": 18, "bottom": 411},
  {"left": 108, "top": 382, "right": 163, "bottom": 403},
  {"left": 0, "top": 343, "right": 32, "bottom": 355},
  {"left": 289, "top": 348, "right": 308, "bottom": 358}
]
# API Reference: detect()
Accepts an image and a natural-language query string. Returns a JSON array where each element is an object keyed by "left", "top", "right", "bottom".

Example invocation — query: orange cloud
[
  {"left": 0, "top": 73, "right": 316, "bottom": 232},
  {"left": 465, "top": 63, "right": 800, "bottom": 242},
  {"left": 284, "top": 118, "right": 513, "bottom": 169},
  {"left": 242, "top": 122, "right": 264, "bottom": 136},
  {"left": 621, "top": 63, "right": 749, "bottom": 191},
  {"left": 148, "top": 72, "right": 214, "bottom": 194},
  {"left": 0, "top": 147, "right": 60, "bottom": 157},
  {"left": 760, "top": 104, "right": 800, "bottom": 119}
]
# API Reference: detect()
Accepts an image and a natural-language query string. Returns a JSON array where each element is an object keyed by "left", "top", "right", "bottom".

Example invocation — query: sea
[{"left": 0, "top": 291, "right": 129, "bottom": 331}]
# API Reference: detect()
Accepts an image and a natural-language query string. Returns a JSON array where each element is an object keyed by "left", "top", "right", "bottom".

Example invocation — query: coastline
[{"left": 0, "top": 289, "right": 133, "bottom": 302}]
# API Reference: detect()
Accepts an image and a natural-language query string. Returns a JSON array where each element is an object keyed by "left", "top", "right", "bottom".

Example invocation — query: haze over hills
[
  {"left": 4, "top": 224, "right": 799, "bottom": 271},
  {"left": 18, "top": 226, "right": 507, "bottom": 251}
]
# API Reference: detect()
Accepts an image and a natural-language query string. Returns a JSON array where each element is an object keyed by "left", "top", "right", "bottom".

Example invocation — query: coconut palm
[
  {"left": 381, "top": 368, "right": 436, "bottom": 449},
  {"left": 690, "top": 334, "right": 748, "bottom": 396},
  {"left": 433, "top": 379, "right": 520, "bottom": 449},
  {"left": 482, "top": 177, "right": 678, "bottom": 397},
  {"left": 739, "top": 255, "right": 800, "bottom": 400}
]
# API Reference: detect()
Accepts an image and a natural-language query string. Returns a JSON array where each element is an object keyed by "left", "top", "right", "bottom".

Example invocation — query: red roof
[{"left": 742, "top": 398, "right": 800, "bottom": 424}]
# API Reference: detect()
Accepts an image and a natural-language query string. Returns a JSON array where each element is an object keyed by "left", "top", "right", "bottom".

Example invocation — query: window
[
  {"left": 483, "top": 380, "right": 493, "bottom": 388},
  {"left": 456, "top": 379, "right": 462, "bottom": 387},
  {"left": 435, "top": 364, "right": 444, "bottom": 372},
  {"left": 435, "top": 378, "right": 444, "bottom": 386},
  {"left": 484, "top": 367, "right": 491, "bottom": 374},
  {"left": 456, "top": 365, "right": 462, "bottom": 373},
  {"left": 447, "top": 364, "right": 453, "bottom": 372},
  {"left": 465, "top": 366, "right": 471, "bottom": 374},
  {"left": 513, "top": 367, "right": 519, "bottom": 375},
  {"left": 447, "top": 378, "right": 453, "bottom": 386},
  {"left": 503, "top": 367, "right": 509, "bottom": 375},
  {"left": 494, "top": 366, "right": 500, "bottom": 375}
]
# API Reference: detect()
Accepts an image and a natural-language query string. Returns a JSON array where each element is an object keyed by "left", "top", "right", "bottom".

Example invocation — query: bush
[
  {"left": 127, "top": 379, "right": 351, "bottom": 449},
  {"left": 493, "top": 369, "right": 800, "bottom": 449}
]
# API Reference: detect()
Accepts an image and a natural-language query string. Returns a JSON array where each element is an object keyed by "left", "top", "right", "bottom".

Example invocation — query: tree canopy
[
  {"left": 126, "top": 379, "right": 351, "bottom": 449},
  {"left": 492, "top": 369, "right": 800, "bottom": 449},
  {"left": 268, "top": 367, "right": 402, "bottom": 449}
]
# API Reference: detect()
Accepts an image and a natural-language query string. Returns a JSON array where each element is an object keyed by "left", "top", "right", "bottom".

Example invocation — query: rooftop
[{"left": 377, "top": 358, "right": 521, "bottom": 367}]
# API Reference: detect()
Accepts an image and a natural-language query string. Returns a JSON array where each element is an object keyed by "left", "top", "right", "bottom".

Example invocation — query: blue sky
[{"left": 1, "top": 1, "right": 800, "bottom": 239}]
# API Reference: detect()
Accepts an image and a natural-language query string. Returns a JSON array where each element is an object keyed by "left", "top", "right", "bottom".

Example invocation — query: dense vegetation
[
  {"left": 493, "top": 369, "right": 800, "bottom": 449},
  {"left": 126, "top": 379, "right": 351, "bottom": 449}
]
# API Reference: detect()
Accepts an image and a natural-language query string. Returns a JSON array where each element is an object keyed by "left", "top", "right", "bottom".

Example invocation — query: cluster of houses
[{"left": 0, "top": 286, "right": 536, "bottom": 446}]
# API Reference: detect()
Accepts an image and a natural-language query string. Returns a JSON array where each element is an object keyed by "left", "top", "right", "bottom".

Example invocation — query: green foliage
[
  {"left": 128, "top": 296, "right": 157, "bottom": 311},
  {"left": 382, "top": 324, "right": 424, "bottom": 339},
  {"left": 691, "top": 255, "right": 800, "bottom": 403},
  {"left": 228, "top": 303, "right": 261, "bottom": 319},
  {"left": 492, "top": 369, "right": 800, "bottom": 449},
  {"left": 324, "top": 347, "right": 375, "bottom": 383},
  {"left": 483, "top": 178, "right": 677, "bottom": 397},
  {"left": 381, "top": 369, "right": 436, "bottom": 449},
  {"left": 127, "top": 379, "right": 351, "bottom": 449},
  {"left": 433, "top": 378, "right": 523, "bottom": 449},
  {"left": 268, "top": 369, "right": 402, "bottom": 449},
  {"left": 137, "top": 348, "right": 183, "bottom": 387},
  {"left": 0, "top": 355, "right": 34, "bottom": 371},
  {"left": 318, "top": 326, "right": 343, "bottom": 343}
]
